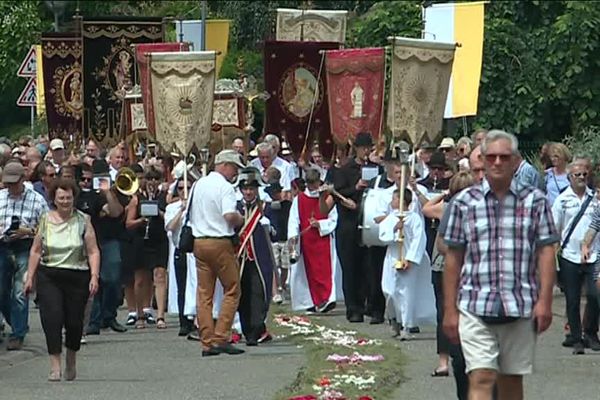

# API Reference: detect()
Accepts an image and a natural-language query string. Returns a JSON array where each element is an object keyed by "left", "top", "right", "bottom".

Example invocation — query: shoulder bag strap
[
  {"left": 561, "top": 193, "right": 594, "bottom": 250},
  {"left": 182, "top": 182, "right": 197, "bottom": 227}
]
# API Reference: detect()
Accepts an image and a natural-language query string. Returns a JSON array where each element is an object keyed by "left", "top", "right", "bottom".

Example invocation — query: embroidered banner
[
  {"left": 264, "top": 41, "right": 339, "bottom": 158},
  {"left": 41, "top": 33, "right": 83, "bottom": 142},
  {"left": 82, "top": 18, "right": 163, "bottom": 147},
  {"left": 276, "top": 8, "right": 347, "bottom": 43},
  {"left": 149, "top": 51, "right": 217, "bottom": 155},
  {"left": 387, "top": 37, "right": 456, "bottom": 145},
  {"left": 135, "top": 42, "right": 189, "bottom": 138},
  {"left": 325, "top": 47, "right": 385, "bottom": 145}
]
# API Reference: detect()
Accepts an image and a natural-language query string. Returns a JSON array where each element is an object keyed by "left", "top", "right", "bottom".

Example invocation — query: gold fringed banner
[
  {"left": 149, "top": 51, "right": 216, "bottom": 155},
  {"left": 276, "top": 8, "right": 347, "bottom": 43},
  {"left": 387, "top": 37, "right": 456, "bottom": 145}
]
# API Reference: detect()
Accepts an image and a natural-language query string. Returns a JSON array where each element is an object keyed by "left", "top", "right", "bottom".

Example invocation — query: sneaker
[
  {"left": 125, "top": 313, "right": 138, "bottom": 326},
  {"left": 399, "top": 330, "right": 414, "bottom": 341},
  {"left": 144, "top": 311, "right": 156, "bottom": 325},
  {"left": 408, "top": 326, "right": 420, "bottom": 334},
  {"left": 80, "top": 335, "right": 87, "bottom": 345},
  {"left": 6, "top": 337, "right": 23, "bottom": 351},
  {"left": 562, "top": 335, "right": 579, "bottom": 348},
  {"left": 573, "top": 342, "right": 585, "bottom": 355},
  {"left": 258, "top": 331, "right": 273, "bottom": 343},
  {"left": 272, "top": 294, "right": 283, "bottom": 304},
  {"left": 583, "top": 335, "right": 600, "bottom": 351}
]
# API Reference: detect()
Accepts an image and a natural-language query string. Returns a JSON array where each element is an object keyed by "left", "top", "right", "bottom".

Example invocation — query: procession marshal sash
[
  {"left": 325, "top": 47, "right": 385, "bottom": 145},
  {"left": 136, "top": 42, "right": 189, "bottom": 138},
  {"left": 236, "top": 205, "right": 263, "bottom": 259},
  {"left": 264, "top": 41, "right": 339, "bottom": 159},
  {"left": 387, "top": 37, "right": 456, "bottom": 145},
  {"left": 41, "top": 33, "right": 83, "bottom": 142},
  {"left": 149, "top": 51, "right": 216, "bottom": 155},
  {"left": 82, "top": 18, "right": 163, "bottom": 147}
]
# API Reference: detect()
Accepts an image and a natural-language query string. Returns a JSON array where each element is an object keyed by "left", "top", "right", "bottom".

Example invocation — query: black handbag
[{"left": 178, "top": 182, "right": 197, "bottom": 253}]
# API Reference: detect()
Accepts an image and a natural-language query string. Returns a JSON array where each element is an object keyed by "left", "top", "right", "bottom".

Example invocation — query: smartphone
[{"left": 93, "top": 174, "right": 111, "bottom": 190}]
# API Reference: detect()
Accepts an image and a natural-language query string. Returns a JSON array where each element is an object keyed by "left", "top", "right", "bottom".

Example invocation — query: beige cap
[
  {"left": 2, "top": 162, "right": 25, "bottom": 184},
  {"left": 438, "top": 137, "right": 455, "bottom": 149},
  {"left": 214, "top": 149, "right": 245, "bottom": 168},
  {"left": 49, "top": 138, "right": 65, "bottom": 151}
]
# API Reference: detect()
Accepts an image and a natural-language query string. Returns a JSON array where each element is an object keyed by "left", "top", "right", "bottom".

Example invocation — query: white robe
[
  {"left": 287, "top": 190, "right": 343, "bottom": 311},
  {"left": 379, "top": 210, "right": 436, "bottom": 327}
]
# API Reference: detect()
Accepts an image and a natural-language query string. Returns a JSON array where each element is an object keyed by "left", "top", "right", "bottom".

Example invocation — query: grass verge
[{"left": 270, "top": 305, "right": 406, "bottom": 400}]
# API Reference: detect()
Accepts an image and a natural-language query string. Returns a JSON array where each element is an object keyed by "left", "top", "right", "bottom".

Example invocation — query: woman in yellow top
[{"left": 24, "top": 178, "right": 100, "bottom": 382}]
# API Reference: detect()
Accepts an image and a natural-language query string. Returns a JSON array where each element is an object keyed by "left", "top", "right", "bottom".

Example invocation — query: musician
[
  {"left": 364, "top": 151, "right": 402, "bottom": 324},
  {"left": 235, "top": 168, "right": 275, "bottom": 346},
  {"left": 189, "top": 149, "right": 246, "bottom": 357},
  {"left": 332, "top": 132, "right": 381, "bottom": 323},
  {"left": 288, "top": 168, "right": 340, "bottom": 313},
  {"left": 414, "top": 152, "right": 451, "bottom": 258}
]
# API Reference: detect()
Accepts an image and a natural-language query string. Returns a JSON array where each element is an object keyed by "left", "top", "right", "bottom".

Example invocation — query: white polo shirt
[
  {"left": 250, "top": 157, "right": 292, "bottom": 191},
  {"left": 188, "top": 171, "right": 237, "bottom": 237}
]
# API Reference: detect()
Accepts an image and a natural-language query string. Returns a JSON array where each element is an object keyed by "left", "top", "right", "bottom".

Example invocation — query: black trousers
[
  {"left": 238, "top": 261, "right": 267, "bottom": 342},
  {"left": 432, "top": 271, "right": 451, "bottom": 355},
  {"left": 174, "top": 249, "right": 194, "bottom": 330},
  {"left": 560, "top": 257, "right": 598, "bottom": 341},
  {"left": 336, "top": 221, "right": 368, "bottom": 317},
  {"left": 367, "top": 246, "right": 386, "bottom": 319},
  {"left": 37, "top": 266, "right": 89, "bottom": 355}
]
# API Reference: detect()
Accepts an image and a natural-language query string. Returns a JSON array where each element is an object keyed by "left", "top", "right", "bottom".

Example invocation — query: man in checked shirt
[{"left": 443, "top": 130, "right": 559, "bottom": 400}]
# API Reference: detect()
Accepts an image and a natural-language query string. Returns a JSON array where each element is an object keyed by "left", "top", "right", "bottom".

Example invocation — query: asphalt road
[{"left": 0, "top": 294, "right": 598, "bottom": 400}]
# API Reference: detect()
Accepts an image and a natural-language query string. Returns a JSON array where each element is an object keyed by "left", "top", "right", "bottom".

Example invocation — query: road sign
[
  {"left": 17, "top": 46, "right": 37, "bottom": 77},
  {"left": 17, "top": 77, "right": 37, "bottom": 107}
]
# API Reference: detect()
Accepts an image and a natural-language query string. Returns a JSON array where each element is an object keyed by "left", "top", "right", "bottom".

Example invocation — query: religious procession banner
[
  {"left": 276, "top": 8, "right": 347, "bottom": 43},
  {"left": 325, "top": 47, "right": 385, "bottom": 145},
  {"left": 41, "top": 33, "right": 83, "bottom": 142},
  {"left": 264, "top": 41, "right": 339, "bottom": 158},
  {"left": 135, "top": 42, "right": 189, "bottom": 137},
  {"left": 387, "top": 37, "right": 456, "bottom": 145},
  {"left": 82, "top": 18, "right": 163, "bottom": 147},
  {"left": 149, "top": 51, "right": 217, "bottom": 155},
  {"left": 425, "top": 1, "right": 485, "bottom": 118},
  {"left": 425, "top": 1, "right": 486, "bottom": 118}
]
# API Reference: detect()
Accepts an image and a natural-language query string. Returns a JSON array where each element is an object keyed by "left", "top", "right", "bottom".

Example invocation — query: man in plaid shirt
[{"left": 443, "top": 130, "right": 559, "bottom": 400}]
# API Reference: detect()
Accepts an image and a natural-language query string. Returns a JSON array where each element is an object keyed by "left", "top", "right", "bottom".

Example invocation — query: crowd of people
[{"left": 0, "top": 129, "right": 598, "bottom": 399}]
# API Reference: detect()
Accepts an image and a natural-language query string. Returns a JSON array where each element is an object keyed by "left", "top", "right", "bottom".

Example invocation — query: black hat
[
  {"left": 428, "top": 152, "right": 448, "bottom": 169},
  {"left": 265, "top": 182, "right": 283, "bottom": 196},
  {"left": 354, "top": 132, "right": 373, "bottom": 148},
  {"left": 420, "top": 140, "right": 437, "bottom": 150},
  {"left": 237, "top": 167, "right": 266, "bottom": 188},
  {"left": 92, "top": 159, "right": 109, "bottom": 175}
]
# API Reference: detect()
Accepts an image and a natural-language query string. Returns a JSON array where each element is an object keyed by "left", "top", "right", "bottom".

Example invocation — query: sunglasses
[
  {"left": 571, "top": 172, "right": 588, "bottom": 178},
  {"left": 440, "top": 148, "right": 453, "bottom": 153},
  {"left": 81, "top": 177, "right": 92, "bottom": 182},
  {"left": 484, "top": 154, "right": 512, "bottom": 163}
]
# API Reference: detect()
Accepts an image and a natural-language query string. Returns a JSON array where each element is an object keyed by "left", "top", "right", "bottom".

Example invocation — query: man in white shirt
[
  {"left": 189, "top": 149, "right": 246, "bottom": 357},
  {"left": 107, "top": 146, "right": 125, "bottom": 181},
  {"left": 250, "top": 142, "right": 292, "bottom": 192},
  {"left": 49, "top": 139, "right": 66, "bottom": 172},
  {"left": 553, "top": 162, "right": 600, "bottom": 355}
]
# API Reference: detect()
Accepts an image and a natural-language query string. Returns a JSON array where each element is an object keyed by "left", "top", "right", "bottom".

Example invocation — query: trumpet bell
[{"left": 115, "top": 167, "right": 139, "bottom": 196}]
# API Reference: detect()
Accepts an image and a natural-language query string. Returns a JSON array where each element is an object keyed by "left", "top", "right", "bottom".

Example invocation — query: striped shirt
[
  {"left": 444, "top": 179, "right": 559, "bottom": 318},
  {"left": 0, "top": 187, "right": 49, "bottom": 237}
]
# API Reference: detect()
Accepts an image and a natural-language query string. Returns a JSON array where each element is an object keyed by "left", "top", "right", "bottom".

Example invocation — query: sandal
[
  {"left": 431, "top": 368, "right": 449, "bottom": 377},
  {"left": 157, "top": 318, "right": 167, "bottom": 329},
  {"left": 135, "top": 317, "right": 146, "bottom": 330}
]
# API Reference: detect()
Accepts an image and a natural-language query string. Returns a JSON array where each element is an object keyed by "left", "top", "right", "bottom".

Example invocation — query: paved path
[{"left": 1, "top": 295, "right": 598, "bottom": 399}]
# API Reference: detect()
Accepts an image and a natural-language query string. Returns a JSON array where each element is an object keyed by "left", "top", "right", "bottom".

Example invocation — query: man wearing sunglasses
[{"left": 443, "top": 130, "right": 558, "bottom": 400}]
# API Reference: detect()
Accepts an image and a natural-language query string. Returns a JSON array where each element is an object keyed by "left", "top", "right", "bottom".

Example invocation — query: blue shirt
[{"left": 544, "top": 168, "right": 569, "bottom": 207}]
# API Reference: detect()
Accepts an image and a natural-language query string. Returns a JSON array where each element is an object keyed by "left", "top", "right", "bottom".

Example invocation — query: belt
[{"left": 197, "top": 236, "right": 235, "bottom": 241}]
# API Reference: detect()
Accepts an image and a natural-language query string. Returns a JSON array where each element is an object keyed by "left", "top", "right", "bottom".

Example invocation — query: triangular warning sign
[
  {"left": 17, "top": 46, "right": 37, "bottom": 77},
  {"left": 17, "top": 78, "right": 37, "bottom": 107}
]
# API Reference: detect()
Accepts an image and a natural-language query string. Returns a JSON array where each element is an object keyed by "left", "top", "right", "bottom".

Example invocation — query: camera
[{"left": 93, "top": 174, "right": 112, "bottom": 190}]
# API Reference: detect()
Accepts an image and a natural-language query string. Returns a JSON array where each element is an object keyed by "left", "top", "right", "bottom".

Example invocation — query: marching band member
[
  {"left": 235, "top": 167, "right": 275, "bottom": 346},
  {"left": 379, "top": 189, "right": 436, "bottom": 340},
  {"left": 288, "top": 168, "right": 341, "bottom": 313}
]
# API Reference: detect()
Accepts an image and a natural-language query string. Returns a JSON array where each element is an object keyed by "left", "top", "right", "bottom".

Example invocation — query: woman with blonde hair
[{"left": 545, "top": 142, "right": 572, "bottom": 206}]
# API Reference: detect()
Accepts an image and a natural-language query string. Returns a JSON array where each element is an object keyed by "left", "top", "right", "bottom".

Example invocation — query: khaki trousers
[{"left": 194, "top": 238, "right": 241, "bottom": 350}]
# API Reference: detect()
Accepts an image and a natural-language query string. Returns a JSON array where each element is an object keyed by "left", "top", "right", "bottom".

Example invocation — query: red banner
[
  {"left": 264, "top": 41, "right": 340, "bottom": 159},
  {"left": 325, "top": 47, "right": 385, "bottom": 145},
  {"left": 136, "top": 42, "right": 189, "bottom": 137}
]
